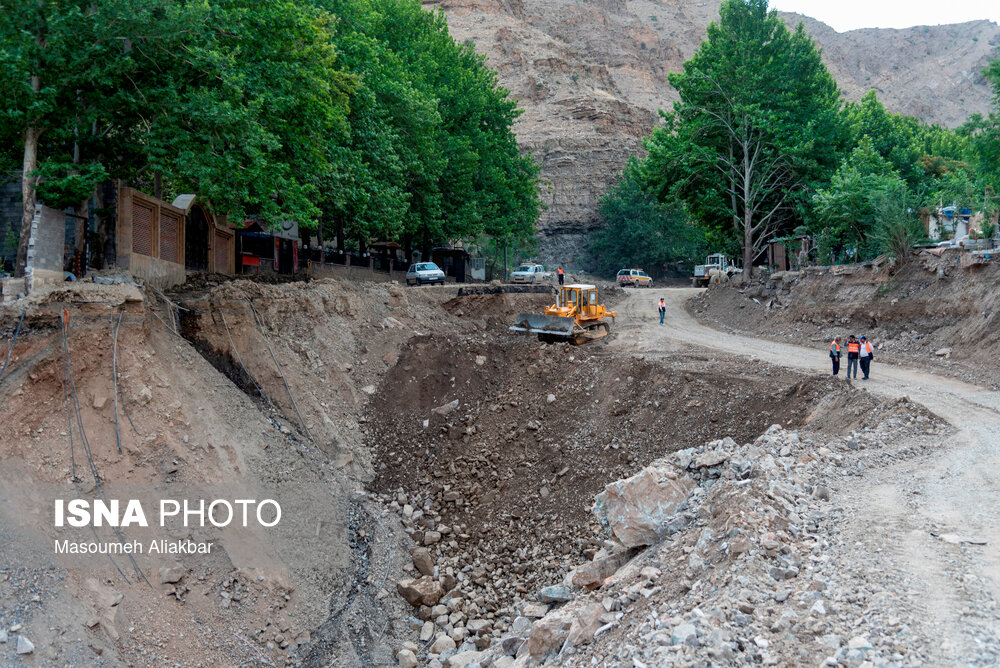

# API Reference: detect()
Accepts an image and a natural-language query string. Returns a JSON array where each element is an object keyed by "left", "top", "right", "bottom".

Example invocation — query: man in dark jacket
[{"left": 829, "top": 337, "right": 842, "bottom": 376}]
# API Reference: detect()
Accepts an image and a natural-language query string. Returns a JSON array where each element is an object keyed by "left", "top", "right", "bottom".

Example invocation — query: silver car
[
  {"left": 510, "top": 263, "right": 551, "bottom": 284},
  {"left": 405, "top": 262, "right": 446, "bottom": 286}
]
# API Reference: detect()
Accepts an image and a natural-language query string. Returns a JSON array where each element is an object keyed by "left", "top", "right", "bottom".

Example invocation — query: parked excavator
[{"left": 509, "top": 283, "right": 615, "bottom": 345}]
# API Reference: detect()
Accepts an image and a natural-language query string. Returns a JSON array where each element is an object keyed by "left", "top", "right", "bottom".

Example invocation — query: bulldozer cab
[{"left": 559, "top": 285, "right": 598, "bottom": 315}]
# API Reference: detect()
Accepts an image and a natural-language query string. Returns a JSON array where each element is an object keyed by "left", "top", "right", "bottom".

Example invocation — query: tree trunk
[
  {"left": 15, "top": 125, "right": 42, "bottom": 278},
  {"left": 317, "top": 221, "right": 324, "bottom": 264},
  {"left": 420, "top": 227, "right": 431, "bottom": 263},
  {"left": 335, "top": 221, "right": 344, "bottom": 256},
  {"left": 153, "top": 172, "right": 163, "bottom": 200},
  {"left": 742, "top": 212, "right": 754, "bottom": 281}
]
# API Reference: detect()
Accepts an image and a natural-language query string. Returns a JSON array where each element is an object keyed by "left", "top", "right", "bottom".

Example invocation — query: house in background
[{"left": 235, "top": 219, "right": 299, "bottom": 275}]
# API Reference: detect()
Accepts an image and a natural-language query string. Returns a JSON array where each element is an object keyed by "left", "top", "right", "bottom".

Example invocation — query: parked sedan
[{"left": 405, "top": 262, "right": 446, "bottom": 286}]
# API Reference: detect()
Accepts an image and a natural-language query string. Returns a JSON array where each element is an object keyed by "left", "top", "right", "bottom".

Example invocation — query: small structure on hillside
[{"left": 765, "top": 236, "right": 810, "bottom": 272}]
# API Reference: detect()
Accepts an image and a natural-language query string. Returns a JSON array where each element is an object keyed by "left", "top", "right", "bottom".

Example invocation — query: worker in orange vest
[
  {"left": 829, "top": 336, "right": 842, "bottom": 376},
  {"left": 658, "top": 297, "right": 666, "bottom": 325},
  {"left": 557, "top": 265, "right": 565, "bottom": 285},
  {"left": 859, "top": 335, "right": 874, "bottom": 380},
  {"left": 846, "top": 335, "right": 860, "bottom": 379}
]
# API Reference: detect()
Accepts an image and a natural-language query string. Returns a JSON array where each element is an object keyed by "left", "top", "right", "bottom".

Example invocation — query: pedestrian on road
[
  {"left": 557, "top": 265, "right": 565, "bottom": 285},
  {"left": 658, "top": 297, "right": 666, "bottom": 325},
  {"left": 859, "top": 335, "right": 874, "bottom": 379},
  {"left": 846, "top": 335, "right": 860, "bottom": 379},
  {"left": 829, "top": 336, "right": 842, "bottom": 376}
]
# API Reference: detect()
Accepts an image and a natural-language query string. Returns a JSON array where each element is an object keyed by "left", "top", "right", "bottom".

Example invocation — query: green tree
[
  {"left": 0, "top": 0, "right": 135, "bottom": 276},
  {"left": 872, "top": 181, "right": 925, "bottom": 261},
  {"left": 959, "top": 56, "right": 1000, "bottom": 208},
  {"left": 0, "top": 0, "right": 357, "bottom": 275},
  {"left": 644, "top": 0, "right": 844, "bottom": 278},
  {"left": 812, "top": 137, "right": 909, "bottom": 261},
  {"left": 588, "top": 160, "right": 707, "bottom": 278},
  {"left": 318, "top": 0, "right": 540, "bottom": 259}
]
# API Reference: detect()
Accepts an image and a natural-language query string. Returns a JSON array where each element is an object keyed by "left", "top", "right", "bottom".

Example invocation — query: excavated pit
[
  {"left": 365, "top": 328, "right": 844, "bottom": 617},
  {"left": 1, "top": 280, "right": 908, "bottom": 667}
]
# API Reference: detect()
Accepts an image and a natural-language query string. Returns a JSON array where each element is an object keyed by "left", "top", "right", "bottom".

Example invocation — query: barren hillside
[{"left": 427, "top": 0, "right": 1000, "bottom": 259}]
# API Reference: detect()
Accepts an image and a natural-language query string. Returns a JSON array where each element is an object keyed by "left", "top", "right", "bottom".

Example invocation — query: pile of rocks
[{"left": 383, "top": 393, "right": 948, "bottom": 667}]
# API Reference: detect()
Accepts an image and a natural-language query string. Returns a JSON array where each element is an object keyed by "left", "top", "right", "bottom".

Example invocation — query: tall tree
[
  {"left": 644, "top": 0, "right": 844, "bottom": 278},
  {"left": 0, "top": 0, "right": 125, "bottom": 276}
]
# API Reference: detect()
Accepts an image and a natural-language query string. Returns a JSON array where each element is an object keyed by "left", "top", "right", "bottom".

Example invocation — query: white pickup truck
[{"left": 510, "top": 263, "right": 552, "bottom": 284}]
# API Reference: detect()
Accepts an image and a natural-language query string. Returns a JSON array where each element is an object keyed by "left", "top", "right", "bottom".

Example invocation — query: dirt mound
[{"left": 692, "top": 260, "right": 1000, "bottom": 389}]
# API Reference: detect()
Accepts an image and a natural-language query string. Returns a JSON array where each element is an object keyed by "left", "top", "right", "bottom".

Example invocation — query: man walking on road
[
  {"left": 829, "top": 336, "right": 842, "bottom": 376},
  {"left": 846, "top": 335, "right": 860, "bottom": 379},
  {"left": 557, "top": 266, "right": 564, "bottom": 285},
  {"left": 658, "top": 297, "right": 666, "bottom": 325},
  {"left": 859, "top": 335, "right": 874, "bottom": 379}
]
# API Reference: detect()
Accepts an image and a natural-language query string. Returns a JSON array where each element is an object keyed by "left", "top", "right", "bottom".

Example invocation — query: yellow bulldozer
[{"left": 510, "top": 283, "right": 616, "bottom": 344}]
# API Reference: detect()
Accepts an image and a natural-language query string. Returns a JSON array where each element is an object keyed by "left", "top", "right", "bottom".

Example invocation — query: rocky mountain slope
[{"left": 426, "top": 0, "right": 1000, "bottom": 260}]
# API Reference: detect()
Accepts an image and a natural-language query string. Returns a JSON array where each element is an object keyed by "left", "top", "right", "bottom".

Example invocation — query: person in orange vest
[
  {"left": 859, "top": 335, "right": 874, "bottom": 379},
  {"left": 557, "top": 265, "right": 565, "bottom": 285},
  {"left": 829, "top": 336, "right": 842, "bottom": 376},
  {"left": 846, "top": 334, "right": 860, "bottom": 379},
  {"left": 658, "top": 297, "right": 666, "bottom": 325}
]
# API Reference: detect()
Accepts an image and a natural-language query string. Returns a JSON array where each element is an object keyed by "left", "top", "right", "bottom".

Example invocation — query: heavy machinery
[
  {"left": 692, "top": 253, "right": 742, "bottom": 287},
  {"left": 509, "top": 283, "right": 615, "bottom": 344}
]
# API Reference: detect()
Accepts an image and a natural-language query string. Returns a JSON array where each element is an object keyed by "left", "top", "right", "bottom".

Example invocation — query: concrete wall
[
  {"left": 25, "top": 204, "right": 66, "bottom": 290},
  {"left": 116, "top": 186, "right": 188, "bottom": 288}
]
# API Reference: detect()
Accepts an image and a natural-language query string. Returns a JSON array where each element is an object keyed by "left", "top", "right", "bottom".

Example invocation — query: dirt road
[{"left": 613, "top": 287, "right": 1000, "bottom": 663}]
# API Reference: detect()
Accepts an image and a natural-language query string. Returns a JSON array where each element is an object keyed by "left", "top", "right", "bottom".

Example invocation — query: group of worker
[{"left": 829, "top": 335, "right": 874, "bottom": 380}]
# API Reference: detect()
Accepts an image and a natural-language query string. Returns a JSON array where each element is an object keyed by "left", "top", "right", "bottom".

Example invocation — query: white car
[
  {"left": 405, "top": 262, "right": 446, "bottom": 286},
  {"left": 510, "top": 264, "right": 551, "bottom": 284}
]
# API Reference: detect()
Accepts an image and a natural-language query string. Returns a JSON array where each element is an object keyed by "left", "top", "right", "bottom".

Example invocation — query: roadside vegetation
[
  {"left": 0, "top": 0, "right": 541, "bottom": 276},
  {"left": 589, "top": 0, "right": 1000, "bottom": 278}
]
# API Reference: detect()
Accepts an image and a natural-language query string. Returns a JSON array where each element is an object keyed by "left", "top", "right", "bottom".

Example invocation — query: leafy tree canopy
[
  {"left": 587, "top": 159, "right": 707, "bottom": 278},
  {"left": 642, "top": 0, "right": 845, "bottom": 276}
]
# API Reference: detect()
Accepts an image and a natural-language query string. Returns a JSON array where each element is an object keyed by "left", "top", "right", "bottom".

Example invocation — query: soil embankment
[{"left": 691, "top": 256, "right": 1000, "bottom": 388}]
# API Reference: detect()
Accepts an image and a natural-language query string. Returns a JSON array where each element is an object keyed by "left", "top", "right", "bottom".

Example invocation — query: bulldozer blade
[{"left": 509, "top": 313, "right": 576, "bottom": 337}]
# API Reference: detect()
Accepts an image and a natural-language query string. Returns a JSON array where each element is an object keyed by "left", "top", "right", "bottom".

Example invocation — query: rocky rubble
[{"left": 382, "top": 387, "right": 964, "bottom": 666}]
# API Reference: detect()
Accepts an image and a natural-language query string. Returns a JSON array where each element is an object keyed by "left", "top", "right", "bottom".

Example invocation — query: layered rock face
[{"left": 428, "top": 0, "right": 1000, "bottom": 260}]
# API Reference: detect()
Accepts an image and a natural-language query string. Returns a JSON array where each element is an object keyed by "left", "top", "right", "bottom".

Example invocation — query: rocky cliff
[{"left": 426, "top": 0, "right": 1000, "bottom": 261}]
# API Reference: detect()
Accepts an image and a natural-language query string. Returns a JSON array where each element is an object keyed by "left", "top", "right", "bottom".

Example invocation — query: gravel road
[{"left": 612, "top": 287, "right": 1000, "bottom": 664}]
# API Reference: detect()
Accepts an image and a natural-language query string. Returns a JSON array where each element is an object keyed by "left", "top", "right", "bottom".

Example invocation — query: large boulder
[
  {"left": 527, "top": 603, "right": 605, "bottom": 658},
  {"left": 593, "top": 464, "right": 695, "bottom": 547},
  {"left": 528, "top": 615, "right": 572, "bottom": 658}
]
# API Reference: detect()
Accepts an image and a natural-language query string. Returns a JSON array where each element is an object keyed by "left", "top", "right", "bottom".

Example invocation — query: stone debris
[
  {"left": 593, "top": 465, "right": 695, "bottom": 547},
  {"left": 396, "top": 577, "right": 445, "bottom": 607},
  {"left": 432, "top": 399, "right": 460, "bottom": 416},
  {"left": 16, "top": 635, "right": 34, "bottom": 655}
]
